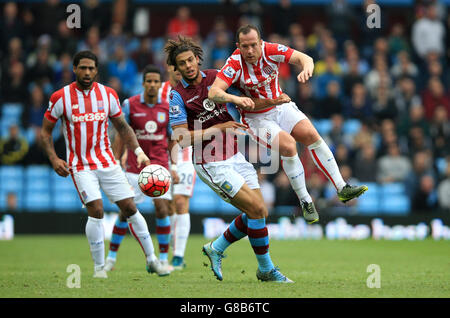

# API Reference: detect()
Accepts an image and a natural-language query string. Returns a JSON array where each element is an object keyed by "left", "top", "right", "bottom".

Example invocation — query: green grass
[{"left": 0, "top": 235, "right": 449, "bottom": 298}]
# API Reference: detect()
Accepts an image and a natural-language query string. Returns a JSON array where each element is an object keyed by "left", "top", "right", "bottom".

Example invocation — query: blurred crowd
[{"left": 0, "top": 0, "right": 449, "bottom": 213}]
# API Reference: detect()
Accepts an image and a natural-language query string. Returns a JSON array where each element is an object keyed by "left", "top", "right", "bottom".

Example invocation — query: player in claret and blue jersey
[{"left": 165, "top": 36, "right": 293, "bottom": 283}]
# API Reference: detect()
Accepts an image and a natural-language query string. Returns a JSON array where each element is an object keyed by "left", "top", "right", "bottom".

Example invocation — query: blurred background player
[
  {"left": 209, "top": 24, "right": 368, "bottom": 223},
  {"left": 160, "top": 64, "right": 195, "bottom": 270},
  {"left": 104, "top": 64, "right": 178, "bottom": 273},
  {"left": 167, "top": 36, "right": 292, "bottom": 282},
  {"left": 41, "top": 51, "right": 167, "bottom": 278}
]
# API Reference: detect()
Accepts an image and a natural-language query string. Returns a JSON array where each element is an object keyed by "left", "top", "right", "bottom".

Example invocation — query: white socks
[
  {"left": 85, "top": 216, "right": 105, "bottom": 271},
  {"left": 174, "top": 213, "right": 191, "bottom": 257},
  {"left": 308, "top": 138, "right": 346, "bottom": 192},
  {"left": 281, "top": 154, "right": 312, "bottom": 203},
  {"left": 127, "top": 211, "right": 157, "bottom": 264}
]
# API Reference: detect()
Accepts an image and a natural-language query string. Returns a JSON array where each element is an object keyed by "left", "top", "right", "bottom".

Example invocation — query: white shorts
[
  {"left": 125, "top": 172, "right": 173, "bottom": 204},
  {"left": 241, "top": 102, "right": 307, "bottom": 148},
  {"left": 71, "top": 165, "right": 135, "bottom": 205},
  {"left": 173, "top": 162, "right": 196, "bottom": 197},
  {"left": 194, "top": 152, "right": 259, "bottom": 203}
]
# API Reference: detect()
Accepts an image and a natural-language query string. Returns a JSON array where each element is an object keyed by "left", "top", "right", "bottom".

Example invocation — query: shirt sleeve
[
  {"left": 108, "top": 89, "right": 122, "bottom": 118},
  {"left": 264, "top": 42, "right": 294, "bottom": 64},
  {"left": 121, "top": 99, "right": 130, "bottom": 123},
  {"left": 216, "top": 56, "right": 241, "bottom": 86},
  {"left": 44, "top": 91, "right": 64, "bottom": 123},
  {"left": 169, "top": 90, "right": 188, "bottom": 127}
]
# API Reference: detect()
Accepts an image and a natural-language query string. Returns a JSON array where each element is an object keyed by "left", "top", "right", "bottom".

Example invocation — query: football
[{"left": 138, "top": 164, "right": 171, "bottom": 197}]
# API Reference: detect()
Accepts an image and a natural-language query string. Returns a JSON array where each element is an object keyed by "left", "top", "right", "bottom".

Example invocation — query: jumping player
[
  {"left": 208, "top": 24, "right": 368, "bottom": 223},
  {"left": 160, "top": 64, "right": 195, "bottom": 270},
  {"left": 104, "top": 65, "right": 178, "bottom": 273},
  {"left": 166, "top": 36, "right": 293, "bottom": 283},
  {"left": 41, "top": 51, "right": 168, "bottom": 278}
]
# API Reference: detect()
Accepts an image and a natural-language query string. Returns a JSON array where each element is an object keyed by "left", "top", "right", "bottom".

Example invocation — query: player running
[
  {"left": 166, "top": 36, "right": 293, "bottom": 283},
  {"left": 160, "top": 64, "right": 195, "bottom": 270},
  {"left": 104, "top": 65, "right": 178, "bottom": 273},
  {"left": 208, "top": 25, "right": 368, "bottom": 223},
  {"left": 41, "top": 51, "right": 168, "bottom": 278}
]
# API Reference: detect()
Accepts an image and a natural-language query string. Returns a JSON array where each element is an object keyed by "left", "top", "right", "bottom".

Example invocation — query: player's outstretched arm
[
  {"left": 41, "top": 117, "right": 70, "bottom": 177},
  {"left": 209, "top": 77, "right": 255, "bottom": 111},
  {"left": 172, "top": 122, "right": 247, "bottom": 147},
  {"left": 289, "top": 50, "right": 314, "bottom": 83},
  {"left": 251, "top": 93, "right": 292, "bottom": 111},
  {"left": 110, "top": 114, "right": 150, "bottom": 168}
]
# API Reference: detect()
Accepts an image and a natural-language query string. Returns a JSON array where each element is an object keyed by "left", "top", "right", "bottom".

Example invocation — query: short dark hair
[
  {"left": 164, "top": 36, "right": 203, "bottom": 71},
  {"left": 142, "top": 64, "right": 162, "bottom": 82},
  {"left": 73, "top": 51, "right": 98, "bottom": 67},
  {"left": 236, "top": 24, "right": 261, "bottom": 43}
]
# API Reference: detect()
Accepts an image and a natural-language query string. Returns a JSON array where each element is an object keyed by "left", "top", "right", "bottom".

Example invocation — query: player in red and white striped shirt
[
  {"left": 41, "top": 51, "right": 169, "bottom": 278},
  {"left": 160, "top": 64, "right": 195, "bottom": 269},
  {"left": 209, "top": 25, "right": 368, "bottom": 223}
]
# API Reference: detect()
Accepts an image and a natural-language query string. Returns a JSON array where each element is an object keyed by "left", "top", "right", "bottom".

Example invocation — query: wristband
[
  {"left": 171, "top": 164, "right": 178, "bottom": 171},
  {"left": 134, "top": 147, "right": 144, "bottom": 156},
  {"left": 115, "top": 159, "right": 121, "bottom": 165}
]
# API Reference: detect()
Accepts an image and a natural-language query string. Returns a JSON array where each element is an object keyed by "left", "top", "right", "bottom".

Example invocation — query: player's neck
[
  {"left": 184, "top": 71, "right": 202, "bottom": 86},
  {"left": 75, "top": 81, "right": 94, "bottom": 92},
  {"left": 169, "top": 78, "right": 178, "bottom": 87},
  {"left": 144, "top": 94, "right": 157, "bottom": 105}
]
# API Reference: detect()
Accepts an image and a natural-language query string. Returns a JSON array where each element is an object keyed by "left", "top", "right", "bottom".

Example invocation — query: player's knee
[
  {"left": 279, "top": 139, "right": 297, "bottom": 157},
  {"left": 247, "top": 200, "right": 267, "bottom": 219}
]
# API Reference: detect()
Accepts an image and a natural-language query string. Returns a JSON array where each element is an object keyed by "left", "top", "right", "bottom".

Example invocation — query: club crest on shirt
[
  {"left": 145, "top": 120, "right": 157, "bottom": 133},
  {"left": 263, "top": 65, "right": 274, "bottom": 75},
  {"left": 157, "top": 112, "right": 166, "bottom": 123},
  {"left": 203, "top": 98, "right": 216, "bottom": 111}
]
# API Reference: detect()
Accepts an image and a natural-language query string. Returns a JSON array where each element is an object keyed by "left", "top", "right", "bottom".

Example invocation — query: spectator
[
  {"left": 102, "top": 23, "right": 129, "bottom": 60},
  {"left": 376, "top": 143, "right": 412, "bottom": 184},
  {"left": 209, "top": 30, "right": 233, "bottom": 69},
  {"left": 295, "top": 81, "right": 317, "bottom": 119},
  {"left": 421, "top": 76, "right": 450, "bottom": 121},
  {"left": 334, "top": 143, "right": 352, "bottom": 167},
  {"left": 53, "top": 52, "right": 75, "bottom": 89},
  {"left": 0, "top": 124, "right": 29, "bottom": 165},
  {"left": 339, "top": 40, "right": 370, "bottom": 76},
  {"left": 26, "top": 47, "right": 55, "bottom": 92},
  {"left": 107, "top": 46, "right": 138, "bottom": 96},
  {"left": 2, "top": 37, "right": 26, "bottom": 70},
  {"left": 313, "top": 54, "right": 342, "bottom": 99},
  {"left": 6, "top": 192, "right": 18, "bottom": 212},
  {"left": 352, "top": 122, "right": 376, "bottom": 153},
  {"left": 397, "top": 104, "right": 430, "bottom": 140},
  {"left": 1, "top": 62, "right": 28, "bottom": 104},
  {"left": 80, "top": 0, "right": 112, "bottom": 35},
  {"left": 258, "top": 171, "right": 276, "bottom": 210},
  {"left": 77, "top": 26, "right": 108, "bottom": 64},
  {"left": 404, "top": 150, "right": 436, "bottom": 199},
  {"left": 377, "top": 120, "right": 401, "bottom": 158},
  {"left": 0, "top": 2, "right": 26, "bottom": 53},
  {"left": 411, "top": 3, "right": 446, "bottom": 60},
  {"left": 353, "top": 143, "right": 377, "bottom": 182},
  {"left": 273, "top": 171, "right": 299, "bottom": 207},
  {"left": 412, "top": 175, "right": 438, "bottom": 211},
  {"left": 344, "top": 83, "right": 373, "bottom": 121},
  {"left": 429, "top": 105, "right": 450, "bottom": 158},
  {"left": 437, "top": 165, "right": 450, "bottom": 211},
  {"left": 341, "top": 54, "right": 365, "bottom": 99},
  {"left": 31, "top": 0, "right": 65, "bottom": 37},
  {"left": 390, "top": 51, "right": 419, "bottom": 82},
  {"left": 22, "top": 84, "right": 47, "bottom": 129},
  {"left": 325, "top": 0, "right": 355, "bottom": 47},
  {"left": 272, "top": 0, "right": 295, "bottom": 37},
  {"left": 365, "top": 55, "right": 392, "bottom": 98},
  {"left": 388, "top": 23, "right": 411, "bottom": 59},
  {"left": 407, "top": 126, "right": 433, "bottom": 157},
  {"left": 130, "top": 38, "right": 154, "bottom": 72},
  {"left": 317, "top": 80, "right": 344, "bottom": 118},
  {"left": 306, "top": 172, "right": 326, "bottom": 204},
  {"left": 394, "top": 75, "right": 422, "bottom": 118},
  {"left": 205, "top": 17, "right": 233, "bottom": 48},
  {"left": 372, "top": 84, "right": 398, "bottom": 122},
  {"left": 167, "top": 6, "right": 199, "bottom": 40},
  {"left": 51, "top": 20, "right": 79, "bottom": 57},
  {"left": 326, "top": 113, "right": 352, "bottom": 148}
]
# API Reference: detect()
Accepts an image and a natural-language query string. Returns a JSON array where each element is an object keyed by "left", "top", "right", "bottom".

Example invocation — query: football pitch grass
[{"left": 0, "top": 235, "right": 449, "bottom": 298}]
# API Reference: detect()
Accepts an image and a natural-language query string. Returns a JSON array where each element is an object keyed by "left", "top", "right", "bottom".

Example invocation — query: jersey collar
[{"left": 181, "top": 71, "right": 206, "bottom": 88}]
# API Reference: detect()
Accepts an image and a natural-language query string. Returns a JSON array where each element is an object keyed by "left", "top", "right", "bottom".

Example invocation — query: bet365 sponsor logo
[{"left": 72, "top": 112, "right": 107, "bottom": 123}]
